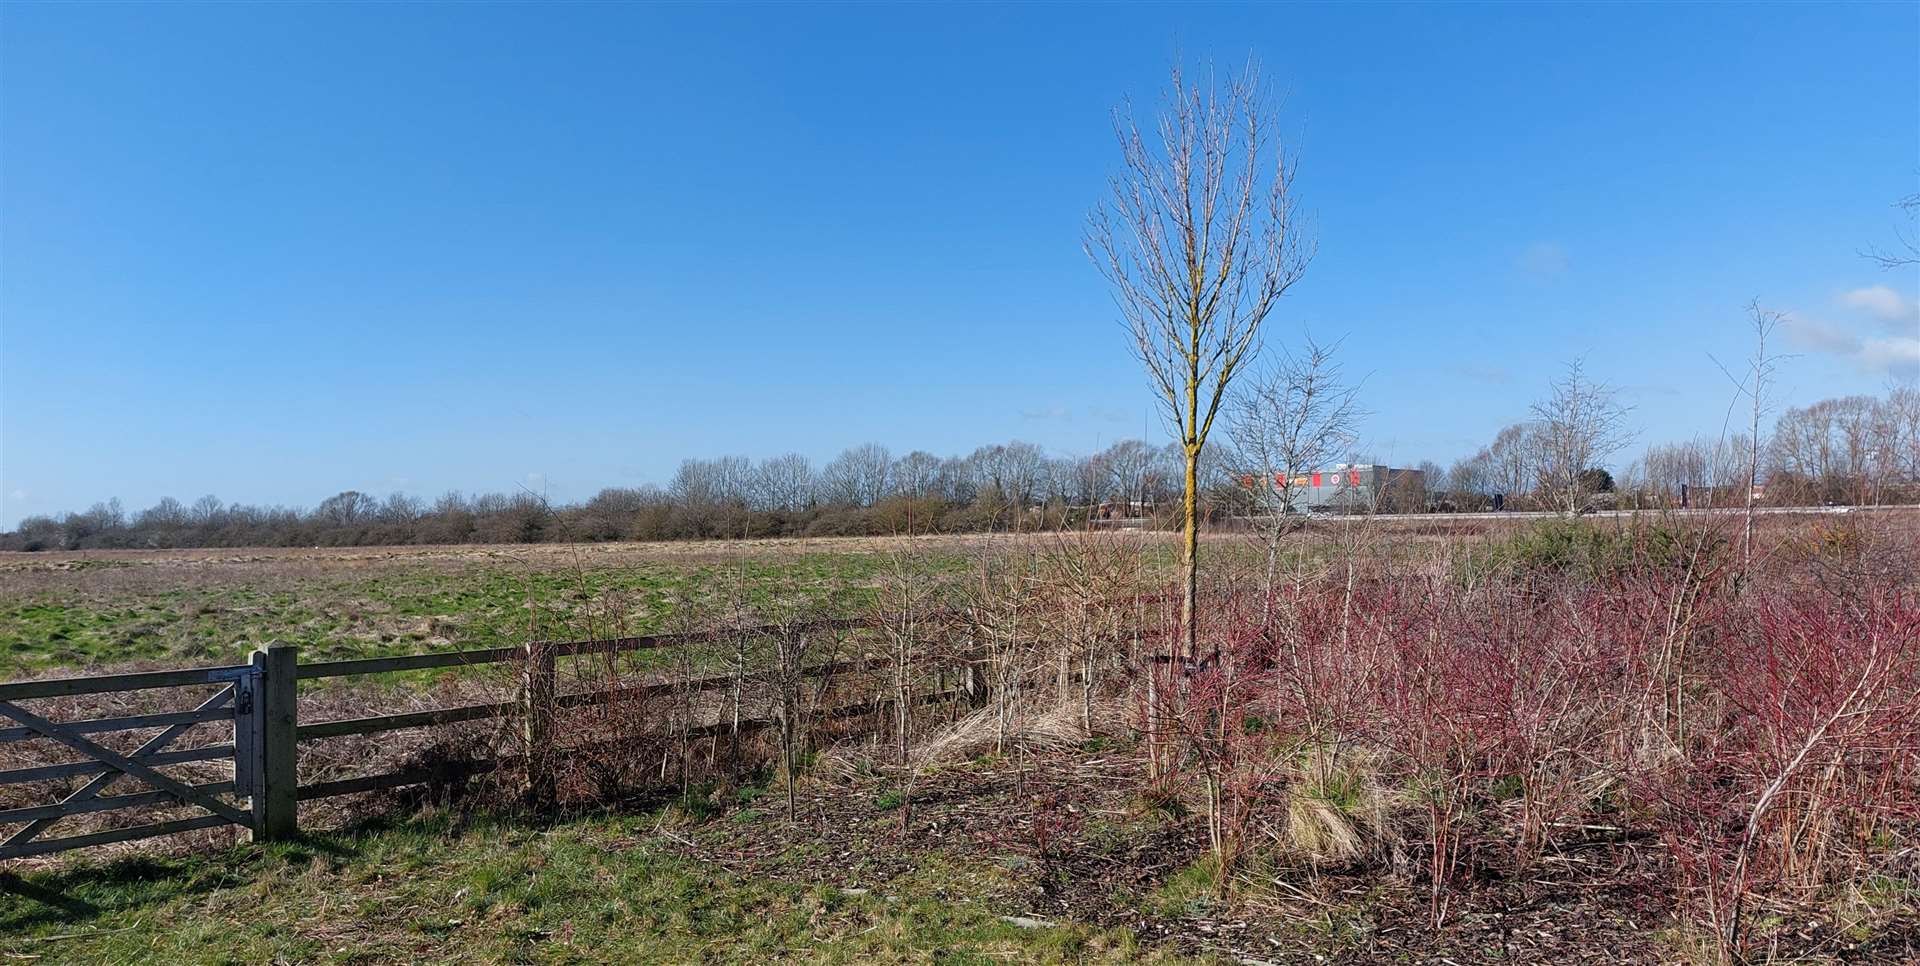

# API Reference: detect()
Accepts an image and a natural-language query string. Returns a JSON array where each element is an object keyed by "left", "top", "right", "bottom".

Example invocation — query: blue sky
[{"left": 2, "top": 2, "right": 1916, "bottom": 525}]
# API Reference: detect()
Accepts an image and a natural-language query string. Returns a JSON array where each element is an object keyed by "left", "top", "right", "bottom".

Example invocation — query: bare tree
[
  {"left": 876, "top": 542, "right": 939, "bottom": 765},
  {"left": 315, "top": 490, "right": 378, "bottom": 527},
  {"left": 1864, "top": 191, "right": 1919, "bottom": 270},
  {"left": 933, "top": 456, "right": 975, "bottom": 504},
  {"left": 1771, "top": 392, "right": 1920, "bottom": 505},
  {"left": 1889, "top": 384, "right": 1920, "bottom": 483},
  {"left": 1640, "top": 440, "right": 1708, "bottom": 506},
  {"left": 767, "top": 616, "right": 823, "bottom": 823},
  {"left": 819, "top": 444, "right": 893, "bottom": 507},
  {"left": 1086, "top": 59, "right": 1311, "bottom": 658},
  {"left": 1092, "top": 439, "right": 1159, "bottom": 507},
  {"left": 378, "top": 492, "right": 422, "bottom": 524},
  {"left": 1446, "top": 451, "right": 1494, "bottom": 509},
  {"left": 671, "top": 456, "right": 752, "bottom": 507},
  {"left": 891, "top": 450, "right": 943, "bottom": 500},
  {"left": 1415, "top": 460, "right": 1444, "bottom": 495},
  {"left": 1833, "top": 395, "right": 1882, "bottom": 505},
  {"left": 1486, "top": 423, "right": 1540, "bottom": 508},
  {"left": 1227, "top": 336, "right": 1361, "bottom": 612},
  {"left": 190, "top": 494, "right": 225, "bottom": 526},
  {"left": 1063, "top": 452, "right": 1105, "bottom": 507},
  {"left": 1638, "top": 435, "right": 1750, "bottom": 508},
  {"left": 967, "top": 442, "right": 1048, "bottom": 517},
  {"left": 1529, "top": 360, "right": 1634, "bottom": 515},
  {"left": 751, "top": 453, "right": 814, "bottom": 512},
  {"left": 1731, "top": 302, "right": 1786, "bottom": 564},
  {"left": 1770, "top": 402, "right": 1837, "bottom": 492}
]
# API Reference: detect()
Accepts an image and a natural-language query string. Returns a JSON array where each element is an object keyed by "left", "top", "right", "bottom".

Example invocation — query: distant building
[
  {"left": 1237, "top": 463, "right": 1426, "bottom": 513},
  {"left": 1094, "top": 499, "right": 1155, "bottom": 520}
]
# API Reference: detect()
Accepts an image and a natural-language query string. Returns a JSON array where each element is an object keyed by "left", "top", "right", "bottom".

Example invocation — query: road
[
  {"left": 1088, "top": 503, "right": 1920, "bottom": 530},
  {"left": 1335, "top": 503, "right": 1917, "bottom": 523}
]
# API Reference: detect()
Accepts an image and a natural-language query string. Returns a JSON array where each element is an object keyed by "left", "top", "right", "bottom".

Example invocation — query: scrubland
[{"left": 1, "top": 511, "right": 1915, "bottom": 964}]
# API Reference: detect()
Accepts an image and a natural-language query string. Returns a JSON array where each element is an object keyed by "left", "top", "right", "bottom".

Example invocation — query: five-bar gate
[
  {"left": 0, "top": 645, "right": 296, "bottom": 859},
  {"left": 0, "top": 620, "right": 927, "bottom": 862}
]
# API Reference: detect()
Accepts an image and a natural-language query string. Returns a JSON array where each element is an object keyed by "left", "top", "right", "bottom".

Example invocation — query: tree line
[
  {"left": 5, "top": 385, "right": 1916, "bottom": 552},
  {"left": 1437, "top": 386, "right": 1920, "bottom": 512},
  {"left": 1, "top": 439, "right": 1234, "bottom": 551}
]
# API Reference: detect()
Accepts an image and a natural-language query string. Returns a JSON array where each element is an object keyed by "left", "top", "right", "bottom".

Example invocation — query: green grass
[
  {"left": 1143, "top": 855, "right": 1222, "bottom": 919},
  {"left": 0, "top": 809, "right": 1177, "bottom": 964},
  {"left": 0, "top": 546, "right": 967, "bottom": 677}
]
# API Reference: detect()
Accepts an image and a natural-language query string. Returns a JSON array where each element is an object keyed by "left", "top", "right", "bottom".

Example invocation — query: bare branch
[{"left": 1085, "top": 57, "right": 1313, "bottom": 657}]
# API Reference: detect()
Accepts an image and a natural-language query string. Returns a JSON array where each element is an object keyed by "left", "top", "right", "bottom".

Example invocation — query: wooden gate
[
  {"left": 0, "top": 625, "right": 932, "bottom": 862},
  {"left": 0, "top": 652, "right": 278, "bottom": 860}
]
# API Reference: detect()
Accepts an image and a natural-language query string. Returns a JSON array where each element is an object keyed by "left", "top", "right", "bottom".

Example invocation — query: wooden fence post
[
  {"left": 251, "top": 642, "right": 299, "bottom": 841},
  {"left": 962, "top": 633, "right": 988, "bottom": 708},
  {"left": 522, "top": 642, "right": 555, "bottom": 805}
]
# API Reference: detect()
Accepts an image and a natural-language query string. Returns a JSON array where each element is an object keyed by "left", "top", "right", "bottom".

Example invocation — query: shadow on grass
[
  {"left": 0, "top": 798, "right": 662, "bottom": 937},
  {"left": 0, "top": 827, "right": 374, "bottom": 935},
  {"left": 0, "top": 871, "right": 98, "bottom": 922}
]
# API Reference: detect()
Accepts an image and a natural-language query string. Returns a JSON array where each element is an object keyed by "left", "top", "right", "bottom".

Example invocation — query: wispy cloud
[
  {"left": 1859, "top": 337, "right": 1920, "bottom": 378},
  {"left": 1783, "top": 312, "right": 1919, "bottom": 380},
  {"left": 1785, "top": 314, "right": 1860, "bottom": 355},
  {"left": 1515, "top": 241, "right": 1569, "bottom": 279},
  {"left": 1838, "top": 284, "right": 1920, "bottom": 331},
  {"left": 1019, "top": 405, "right": 1072, "bottom": 422}
]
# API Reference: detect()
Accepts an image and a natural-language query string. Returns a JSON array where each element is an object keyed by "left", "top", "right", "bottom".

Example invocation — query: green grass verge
[{"left": 0, "top": 809, "right": 1176, "bottom": 965}]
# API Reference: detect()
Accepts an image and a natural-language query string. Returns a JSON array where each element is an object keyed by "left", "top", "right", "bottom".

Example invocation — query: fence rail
[
  {"left": 296, "top": 653, "right": 898, "bottom": 743},
  {"left": 0, "top": 745, "right": 235, "bottom": 787},
  {"left": 0, "top": 664, "right": 254, "bottom": 702},
  {"left": 0, "top": 617, "right": 903, "bottom": 861}
]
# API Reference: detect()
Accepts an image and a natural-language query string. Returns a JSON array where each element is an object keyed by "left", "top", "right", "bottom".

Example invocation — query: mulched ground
[{"left": 637, "top": 745, "right": 1910, "bottom": 964}]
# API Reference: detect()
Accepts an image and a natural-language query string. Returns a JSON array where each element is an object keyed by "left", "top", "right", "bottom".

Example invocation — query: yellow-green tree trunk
[{"left": 1182, "top": 444, "right": 1199, "bottom": 661}]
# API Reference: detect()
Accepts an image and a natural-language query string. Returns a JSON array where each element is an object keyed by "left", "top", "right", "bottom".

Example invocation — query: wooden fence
[{"left": 0, "top": 617, "right": 929, "bottom": 861}]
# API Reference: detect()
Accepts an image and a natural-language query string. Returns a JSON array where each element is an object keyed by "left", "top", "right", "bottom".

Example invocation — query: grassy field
[
  {"left": 0, "top": 533, "right": 1437, "bottom": 964},
  {"left": 0, "top": 538, "right": 999, "bottom": 676},
  {"left": 6, "top": 519, "right": 1912, "bottom": 964},
  {"left": 0, "top": 806, "right": 1165, "bottom": 965},
  {"left": 0, "top": 525, "right": 1484, "bottom": 678}
]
